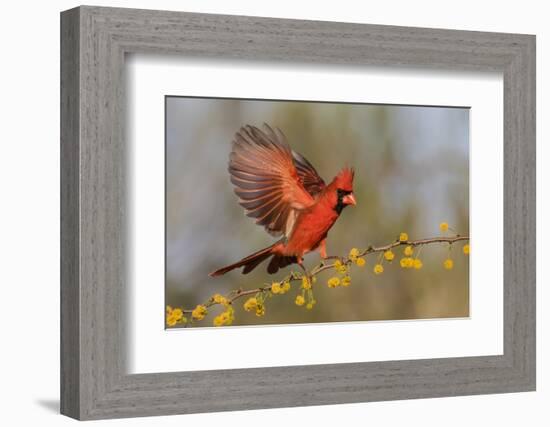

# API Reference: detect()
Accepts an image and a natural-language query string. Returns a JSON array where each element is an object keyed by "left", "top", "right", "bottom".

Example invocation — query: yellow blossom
[
  {"left": 243, "top": 297, "right": 258, "bottom": 312},
  {"left": 373, "top": 264, "right": 384, "bottom": 275},
  {"left": 295, "top": 295, "right": 305, "bottom": 306},
  {"left": 334, "top": 259, "right": 348, "bottom": 274},
  {"left": 399, "top": 232, "right": 408, "bottom": 242},
  {"left": 213, "top": 312, "right": 228, "bottom": 326},
  {"left": 213, "top": 293, "right": 228, "bottom": 305},
  {"left": 384, "top": 250, "right": 395, "bottom": 261},
  {"left": 191, "top": 304, "right": 207, "bottom": 321},
  {"left": 166, "top": 306, "right": 184, "bottom": 327},
  {"left": 355, "top": 257, "right": 366, "bottom": 267},
  {"left": 413, "top": 259, "right": 423, "bottom": 270},
  {"left": 341, "top": 276, "right": 351, "bottom": 287},
  {"left": 440, "top": 222, "right": 449, "bottom": 232},
  {"left": 463, "top": 244, "right": 470, "bottom": 255},
  {"left": 165, "top": 307, "right": 174, "bottom": 325},
  {"left": 404, "top": 246, "right": 413, "bottom": 256},
  {"left": 400, "top": 257, "right": 414, "bottom": 269},
  {"left": 171, "top": 308, "right": 183, "bottom": 320},
  {"left": 225, "top": 306, "right": 234, "bottom": 324},
  {"left": 327, "top": 277, "right": 341, "bottom": 288},
  {"left": 306, "top": 300, "right": 316, "bottom": 310},
  {"left": 271, "top": 282, "right": 282, "bottom": 294},
  {"left": 281, "top": 281, "right": 291, "bottom": 293},
  {"left": 349, "top": 247, "right": 360, "bottom": 261},
  {"left": 444, "top": 259, "right": 454, "bottom": 270},
  {"left": 301, "top": 276, "right": 312, "bottom": 290},
  {"left": 255, "top": 303, "right": 266, "bottom": 317},
  {"left": 212, "top": 307, "right": 234, "bottom": 327}
]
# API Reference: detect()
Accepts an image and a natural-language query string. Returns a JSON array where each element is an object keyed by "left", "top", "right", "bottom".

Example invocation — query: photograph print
[{"left": 165, "top": 97, "right": 470, "bottom": 328}]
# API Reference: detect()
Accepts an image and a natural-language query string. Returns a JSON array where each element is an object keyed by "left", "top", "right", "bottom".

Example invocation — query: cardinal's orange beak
[{"left": 343, "top": 193, "right": 356, "bottom": 206}]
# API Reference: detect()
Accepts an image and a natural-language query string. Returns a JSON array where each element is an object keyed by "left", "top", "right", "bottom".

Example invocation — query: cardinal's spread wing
[
  {"left": 292, "top": 150, "right": 326, "bottom": 196},
  {"left": 229, "top": 124, "right": 316, "bottom": 237}
]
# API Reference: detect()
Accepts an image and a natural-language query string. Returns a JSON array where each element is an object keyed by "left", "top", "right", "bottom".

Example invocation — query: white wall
[{"left": 0, "top": 0, "right": 546, "bottom": 425}]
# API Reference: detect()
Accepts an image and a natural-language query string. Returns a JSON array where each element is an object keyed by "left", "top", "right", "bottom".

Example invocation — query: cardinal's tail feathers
[{"left": 209, "top": 244, "right": 276, "bottom": 277}]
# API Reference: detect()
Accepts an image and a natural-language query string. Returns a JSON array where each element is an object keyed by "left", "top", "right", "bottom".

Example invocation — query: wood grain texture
[
  {"left": 60, "top": 7, "right": 80, "bottom": 419},
  {"left": 60, "top": 5, "right": 536, "bottom": 420}
]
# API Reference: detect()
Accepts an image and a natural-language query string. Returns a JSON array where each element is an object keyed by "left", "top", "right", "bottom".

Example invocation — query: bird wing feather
[
  {"left": 291, "top": 149, "right": 326, "bottom": 196},
  {"left": 229, "top": 124, "right": 317, "bottom": 237}
]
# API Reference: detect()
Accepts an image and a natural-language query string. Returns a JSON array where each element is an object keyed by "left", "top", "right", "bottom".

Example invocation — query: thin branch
[
  {"left": 177, "top": 235, "right": 469, "bottom": 317},
  {"left": 312, "top": 235, "right": 469, "bottom": 276}
]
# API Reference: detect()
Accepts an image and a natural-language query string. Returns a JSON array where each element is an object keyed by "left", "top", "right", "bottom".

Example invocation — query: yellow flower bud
[
  {"left": 463, "top": 244, "right": 470, "bottom": 255},
  {"left": 213, "top": 307, "right": 234, "bottom": 326},
  {"left": 439, "top": 222, "right": 449, "bottom": 232},
  {"left": 399, "top": 232, "right": 408, "bottom": 242},
  {"left": 271, "top": 282, "right": 282, "bottom": 294},
  {"left": 213, "top": 314, "right": 225, "bottom": 326},
  {"left": 327, "top": 277, "right": 341, "bottom": 288},
  {"left": 349, "top": 247, "right": 360, "bottom": 261},
  {"left": 444, "top": 259, "right": 454, "bottom": 270},
  {"left": 295, "top": 295, "right": 305, "bottom": 306},
  {"left": 243, "top": 297, "right": 258, "bottom": 312},
  {"left": 191, "top": 304, "right": 208, "bottom": 320},
  {"left": 171, "top": 308, "right": 183, "bottom": 320},
  {"left": 213, "top": 293, "right": 228, "bottom": 305},
  {"left": 255, "top": 304, "right": 265, "bottom": 317},
  {"left": 282, "top": 281, "right": 291, "bottom": 293},
  {"left": 400, "top": 257, "right": 414, "bottom": 268},
  {"left": 373, "top": 264, "right": 384, "bottom": 275},
  {"left": 334, "top": 259, "right": 348, "bottom": 274}
]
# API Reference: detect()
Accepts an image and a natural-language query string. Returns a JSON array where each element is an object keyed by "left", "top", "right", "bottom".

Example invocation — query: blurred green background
[{"left": 166, "top": 97, "right": 469, "bottom": 327}]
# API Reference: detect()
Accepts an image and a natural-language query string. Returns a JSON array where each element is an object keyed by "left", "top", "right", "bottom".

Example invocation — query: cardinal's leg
[
  {"left": 296, "top": 256, "right": 307, "bottom": 275},
  {"left": 318, "top": 239, "right": 328, "bottom": 259}
]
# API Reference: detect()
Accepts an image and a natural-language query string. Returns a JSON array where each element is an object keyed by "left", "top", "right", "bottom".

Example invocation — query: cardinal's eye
[{"left": 337, "top": 189, "right": 351, "bottom": 197}]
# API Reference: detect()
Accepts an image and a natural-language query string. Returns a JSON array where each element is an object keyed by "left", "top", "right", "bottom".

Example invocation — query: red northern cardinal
[{"left": 210, "top": 124, "right": 356, "bottom": 277}]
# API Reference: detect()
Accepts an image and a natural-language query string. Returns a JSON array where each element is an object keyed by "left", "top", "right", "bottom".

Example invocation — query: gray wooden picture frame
[{"left": 60, "top": 5, "right": 536, "bottom": 420}]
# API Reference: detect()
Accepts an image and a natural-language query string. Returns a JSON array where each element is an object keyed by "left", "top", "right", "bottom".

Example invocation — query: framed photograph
[{"left": 61, "top": 6, "right": 535, "bottom": 420}]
